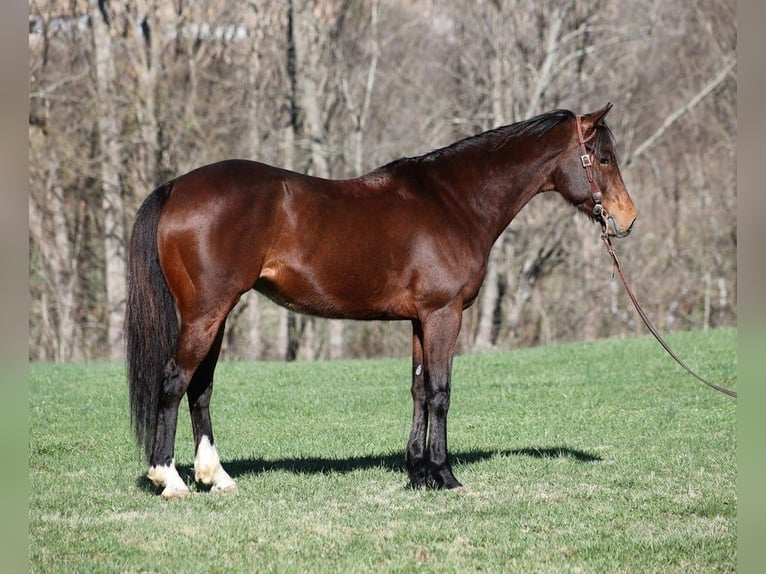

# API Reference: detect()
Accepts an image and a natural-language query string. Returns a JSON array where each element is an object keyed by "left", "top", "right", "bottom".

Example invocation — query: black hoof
[
  {"left": 407, "top": 464, "right": 429, "bottom": 489},
  {"left": 426, "top": 465, "right": 462, "bottom": 490}
]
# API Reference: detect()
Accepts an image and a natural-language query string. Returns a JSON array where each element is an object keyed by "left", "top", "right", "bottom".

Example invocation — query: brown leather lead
[{"left": 600, "top": 232, "right": 737, "bottom": 398}]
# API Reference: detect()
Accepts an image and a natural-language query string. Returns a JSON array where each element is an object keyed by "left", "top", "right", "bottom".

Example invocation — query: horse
[{"left": 126, "top": 104, "right": 637, "bottom": 498}]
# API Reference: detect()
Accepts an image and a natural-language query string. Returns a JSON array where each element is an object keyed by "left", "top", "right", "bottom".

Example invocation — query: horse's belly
[{"left": 254, "top": 262, "right": 411, "bottom": 321}]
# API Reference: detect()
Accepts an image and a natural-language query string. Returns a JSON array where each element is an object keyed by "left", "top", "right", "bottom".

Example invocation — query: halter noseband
[{"left": 575, "top": 115, "right": 608, "bottom": 232}]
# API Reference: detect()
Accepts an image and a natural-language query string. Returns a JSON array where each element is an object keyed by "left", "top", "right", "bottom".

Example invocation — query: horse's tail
[{"left": 125, "top": 182, "right": 178, "bottom": 462}]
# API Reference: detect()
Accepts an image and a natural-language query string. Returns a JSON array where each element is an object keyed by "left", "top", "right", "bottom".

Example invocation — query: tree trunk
[
  {"left": 28, "top": 150, "right": 80, "bottom": 362},
  {"left": 125, "top": 1, "right": 162, "bottom": 199},
  {"left": 90, "top": 0, "right": 126, "bottom": 361},
  {"left": 474, "top": 239, "right": 502, "bottom": 351}
]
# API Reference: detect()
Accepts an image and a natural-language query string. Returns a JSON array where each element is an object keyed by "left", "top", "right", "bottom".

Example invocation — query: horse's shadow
[
  {"left": 226, "top": 445, "right": 602, "bottom": 477},
  {"left": 136, "top": 446, "right": 601, "bottom": 493}
]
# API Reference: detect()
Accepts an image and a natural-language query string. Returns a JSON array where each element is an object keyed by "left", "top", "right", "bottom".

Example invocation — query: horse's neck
[{"left": 418, "top": 142, "right": 558, "bottom": 248}]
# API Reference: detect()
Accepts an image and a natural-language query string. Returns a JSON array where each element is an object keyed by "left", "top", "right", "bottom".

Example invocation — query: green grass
[{"left": 29, "top": 329, "right": 736, "bottom": 573}]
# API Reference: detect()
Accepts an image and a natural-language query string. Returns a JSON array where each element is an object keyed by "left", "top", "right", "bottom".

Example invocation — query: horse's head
[{"left": 553, "top": 104, "right": 637, "bottom": 237}]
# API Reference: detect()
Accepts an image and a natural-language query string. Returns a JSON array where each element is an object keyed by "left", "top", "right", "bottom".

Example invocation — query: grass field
[{"left": 29, "top": 328, "right": 736, "bottom": 573}]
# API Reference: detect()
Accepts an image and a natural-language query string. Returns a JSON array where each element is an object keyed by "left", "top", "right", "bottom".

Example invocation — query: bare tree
[
  {"left": 28, "top": 146, "right": 81, "bottom": 361},
  {"left": 89, "top": 0, "right": 126, "bottom": 360}
]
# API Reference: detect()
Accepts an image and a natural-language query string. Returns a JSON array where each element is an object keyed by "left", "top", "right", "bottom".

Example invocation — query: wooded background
[{"left": 28, "top": 0, "right": 736, "bottom": 362}]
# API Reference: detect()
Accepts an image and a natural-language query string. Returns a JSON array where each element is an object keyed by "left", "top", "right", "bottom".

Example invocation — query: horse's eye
[{"left": 599, "top": 156, "right": 610, "bottom": 165}]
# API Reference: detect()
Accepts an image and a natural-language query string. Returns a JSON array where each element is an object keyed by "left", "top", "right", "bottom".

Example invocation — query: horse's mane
[
  {"left": 487, "top": 108, "right": 577, "bottom": 150},
  {"left": 383, "top": 108, "right": 618, "bottom": 169},
  {"left": 431, "top": 109, "right": 575, "bottom": 160},
  {"left": 483, "top": 108, "right": 617, "bottom": 160}
]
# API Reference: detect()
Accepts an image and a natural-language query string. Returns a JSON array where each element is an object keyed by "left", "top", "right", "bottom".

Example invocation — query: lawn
[{"left": 29, "top": 328, "right": 736, "bottom": 573}]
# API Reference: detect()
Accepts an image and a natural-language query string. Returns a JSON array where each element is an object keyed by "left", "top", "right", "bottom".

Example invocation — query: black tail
[{"left": 125, "top": 182, "right": 178, "bottom": 462}]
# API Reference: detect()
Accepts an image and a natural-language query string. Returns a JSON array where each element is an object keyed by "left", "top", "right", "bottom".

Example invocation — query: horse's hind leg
[
  {"left": 147, "top": 314, "right": 229, "bottom": 499},
  {"left": 187, "top": 322, "right": 237, "bottom": 493},
  {"left": 146, "top": 356, "right": 191, "bottom": 499}
]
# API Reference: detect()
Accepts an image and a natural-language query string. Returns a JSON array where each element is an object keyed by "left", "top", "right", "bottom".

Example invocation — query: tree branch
[{"left": 626, "top": 56, "right": 735, "bottom": 166}]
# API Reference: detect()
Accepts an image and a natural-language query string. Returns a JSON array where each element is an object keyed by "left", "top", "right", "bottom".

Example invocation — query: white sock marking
[
  {"left": 147, "top": 459, "right": 189, "bottom": 499},
  {"left": 194, "top": 436, "right": 237, "bottom": 492}
]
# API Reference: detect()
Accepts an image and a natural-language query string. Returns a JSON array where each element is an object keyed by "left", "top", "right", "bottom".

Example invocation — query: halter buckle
[
  {"left": 580, "top": 154, "right": 592, "bottom": 168},
  {"left": 593, "top": 202, "right": 608, "bottom": 234}
]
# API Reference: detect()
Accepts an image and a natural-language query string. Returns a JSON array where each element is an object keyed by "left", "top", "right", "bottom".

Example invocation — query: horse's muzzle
[{"left": 606, "top": 215, "right": 635, "bottom": 238}]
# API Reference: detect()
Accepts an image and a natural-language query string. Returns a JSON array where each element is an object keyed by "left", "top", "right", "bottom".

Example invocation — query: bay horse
[{"left": 126, "top": 104, "right": 637, "bottom": 498}]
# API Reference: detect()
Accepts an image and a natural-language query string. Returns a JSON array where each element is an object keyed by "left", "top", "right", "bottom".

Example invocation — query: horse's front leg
[
  {"left": 405, "top": 321, "right": 429, "bottom": 488},
  {"left": 421, "top": 303, "right": 463, "bottom": 490}
]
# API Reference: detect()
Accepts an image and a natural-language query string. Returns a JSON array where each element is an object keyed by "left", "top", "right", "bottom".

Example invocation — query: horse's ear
[{"left": 580, "top": 103, "right": 613, "bottom": 133}]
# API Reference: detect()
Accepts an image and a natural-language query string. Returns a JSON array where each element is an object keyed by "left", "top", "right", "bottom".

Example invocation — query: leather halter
[{"left": 575, "top": 115, "right": 608, "bottom": 232}]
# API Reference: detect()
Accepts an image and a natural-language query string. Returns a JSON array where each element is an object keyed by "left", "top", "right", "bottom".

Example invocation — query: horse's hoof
[
  {"left": 161, "top": 486, "right": 191, "bottom": 500},
  {"left": 211, "top": 482, "right": 239, "bottom": 494}
]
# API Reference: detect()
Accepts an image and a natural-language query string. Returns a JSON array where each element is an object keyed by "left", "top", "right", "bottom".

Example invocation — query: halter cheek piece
[{"left": 575, "top": 115, "right": 608, "bottom": 232}]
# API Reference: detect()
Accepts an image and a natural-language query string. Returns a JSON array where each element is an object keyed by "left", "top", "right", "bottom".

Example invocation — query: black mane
[
  {"left": 382, "top": 108, "right": 617, "bottom": 170},
  {"left": 387, "top": 109, "right": 576, "bottom": 168},
  {"left": 490, "top": 108, "right": 577, "bottom": 145}
]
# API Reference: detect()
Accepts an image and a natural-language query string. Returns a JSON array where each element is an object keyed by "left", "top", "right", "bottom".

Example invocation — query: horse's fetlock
[{"left": 162, "top": 359, "right": 186, "bottom": 399}]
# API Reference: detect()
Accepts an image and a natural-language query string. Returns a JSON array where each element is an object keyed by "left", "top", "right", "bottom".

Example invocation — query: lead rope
[{"left": 600, "top": 232, "right": 737, "bottom": 398}]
